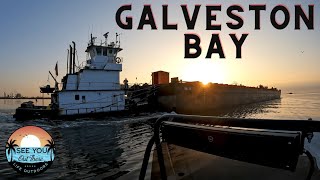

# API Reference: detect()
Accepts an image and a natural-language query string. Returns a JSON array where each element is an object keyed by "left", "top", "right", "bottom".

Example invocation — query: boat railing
[
  {"left": 77, "top": 82, "right": 120, "bottom": 89},
  {"left": 77, "top": 61, "right": 86, "bottom": 70},
  {"left": 58, "top": 82, "right": 121, "bottom": 91},
  {"left": 64, "top": 103, "right": 123, "bottom": 116}
]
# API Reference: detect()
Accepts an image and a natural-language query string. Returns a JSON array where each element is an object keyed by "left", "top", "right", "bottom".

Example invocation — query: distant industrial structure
[
  {"left": 0, "top": 92, "right": 50, "bottom": 99},
  {"left": 1, "top": 92, "right": 22, "bottom": 98}
]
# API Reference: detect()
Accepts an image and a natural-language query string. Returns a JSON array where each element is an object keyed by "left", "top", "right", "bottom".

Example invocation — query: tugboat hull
[
  {"left": 13, "top": 101, "right": 151, "bottom": 121},
  {"left": 14, "top": 106, "right": 56, "bottom": 121}
]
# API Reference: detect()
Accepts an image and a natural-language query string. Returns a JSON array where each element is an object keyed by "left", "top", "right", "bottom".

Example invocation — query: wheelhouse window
[
  {"left": 108, "top": 49, "right": 113, "bottom": 56},
  {"left": 96, "top": 47, "right": 102, "bottom": 55},
  {"left": 75, "top": 95, "right": 79, "bottom": 100},
  {"left": 103, "top": 48, "right": 108, "bottom": 56},
  {"left": 89, "top": 51, "right": 95, "bottom": 59}
]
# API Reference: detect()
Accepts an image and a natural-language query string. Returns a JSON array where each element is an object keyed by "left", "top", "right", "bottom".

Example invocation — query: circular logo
[{"left": 5, "top": 126, "right": 55, "bottom": 175}]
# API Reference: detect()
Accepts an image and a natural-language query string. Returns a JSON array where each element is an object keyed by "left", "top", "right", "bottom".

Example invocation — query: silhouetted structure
[{"left": 152, "top": 71, "right": 169, "bottom": 85}]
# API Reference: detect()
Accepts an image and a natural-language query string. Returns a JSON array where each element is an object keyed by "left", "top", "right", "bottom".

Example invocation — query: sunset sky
[{"left": 0, "top": 0, "right": 319, "bottom": 96}]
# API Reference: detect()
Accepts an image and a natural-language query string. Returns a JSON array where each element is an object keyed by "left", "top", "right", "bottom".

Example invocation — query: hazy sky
[{"left": 0, "top": 0, "right": 319, "bottom": 96}]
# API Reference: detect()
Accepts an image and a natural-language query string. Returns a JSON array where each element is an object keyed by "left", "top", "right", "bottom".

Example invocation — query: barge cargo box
[{"left": 156, "top": 82, "right": 281, "bottom": 114}]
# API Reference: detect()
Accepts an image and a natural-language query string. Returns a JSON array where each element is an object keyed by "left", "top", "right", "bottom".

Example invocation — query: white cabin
[{"left": 53, "top": 33, "right": 125, "bottom": 116}]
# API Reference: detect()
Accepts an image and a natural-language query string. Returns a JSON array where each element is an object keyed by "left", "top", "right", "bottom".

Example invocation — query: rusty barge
[{"left": 150, "top": 71, "right": 281, "bottom": 115}]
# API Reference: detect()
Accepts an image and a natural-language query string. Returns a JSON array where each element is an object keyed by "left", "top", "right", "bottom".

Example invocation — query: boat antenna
[
  {"left": 103, "top": 32, "right": 109, "bottom": 45},
  {"left": 72, "top": 41, "right": 76, "bottom": 74},
  {"left": 90, "top": 34, "right": 97, "bottom": 45},
  {"left": 69, "top": 45, "right": 73, "bottom": 74},
  {"left": 116, "top": 33, "right": 118, "bottom": 46},
  {"left": 90, "top": 34, "right": 92, "bottom": 45}
]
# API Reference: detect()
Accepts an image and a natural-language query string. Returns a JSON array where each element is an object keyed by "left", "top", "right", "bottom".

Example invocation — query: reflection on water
[
  {"left": 0, "top": 116, "right": 156, "bottom": 179},
  {"left": 211, "top": 93, "right": 320, "bottom": 120},
  {"left": 243, "top": 93, "right": 320, "bottom": 120},
  {"left": 0, "top": 92, "right": 319, "bottom": 179}
]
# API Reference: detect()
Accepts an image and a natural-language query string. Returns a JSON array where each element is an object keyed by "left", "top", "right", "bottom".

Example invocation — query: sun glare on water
[
  {"left": 20, "top": 134, "right": 41, "bottom": 147},
  {"left": 182, "top": 60, "right": 226, "bottom": 84}
]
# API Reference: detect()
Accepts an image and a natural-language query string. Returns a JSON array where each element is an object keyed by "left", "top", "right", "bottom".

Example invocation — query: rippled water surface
[{"left": 0, "top": 92, "right": 319, "bottom": 179}]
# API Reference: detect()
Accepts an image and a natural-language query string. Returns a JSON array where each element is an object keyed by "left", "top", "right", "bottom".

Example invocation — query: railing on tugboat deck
[
  {"left": 64, "top": 104, "right": 122, "bottom": 116},
  {"left": 55, "top": 82, "right": 121, "bottom": 91},
  {"left": 76, "top": 61, "right": 86, "bottom": 71}
]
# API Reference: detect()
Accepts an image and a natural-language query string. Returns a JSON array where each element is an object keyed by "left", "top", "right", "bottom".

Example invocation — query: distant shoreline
[{"left": 0, "top": 97, "right": 50, "bottom": 99}]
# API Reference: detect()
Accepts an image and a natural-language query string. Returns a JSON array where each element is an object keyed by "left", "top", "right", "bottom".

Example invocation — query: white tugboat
[
  {"left": 14, "top": 33, "right": 127, "bottom": 120},
  {"left": 55, "top": 33, "right": 125, "bottom": 116}
]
